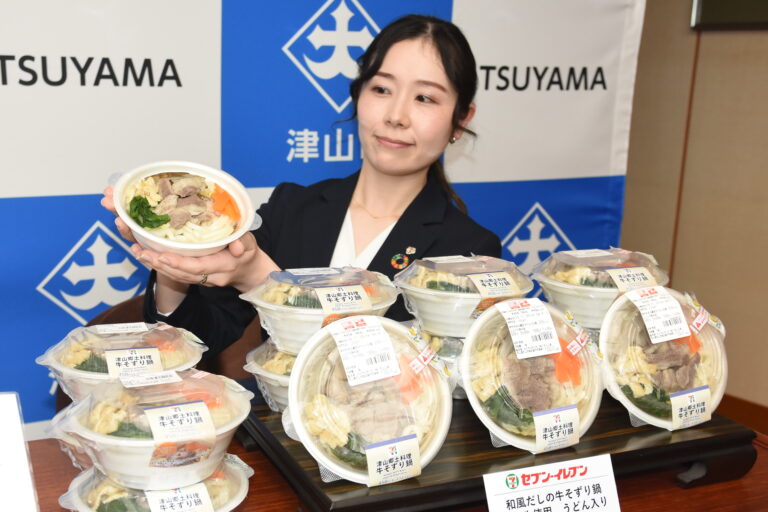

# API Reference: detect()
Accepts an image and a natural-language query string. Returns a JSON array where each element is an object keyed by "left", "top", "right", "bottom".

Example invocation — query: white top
[{"left": 329, "top": 209, "right": 396, "bottom": 270}]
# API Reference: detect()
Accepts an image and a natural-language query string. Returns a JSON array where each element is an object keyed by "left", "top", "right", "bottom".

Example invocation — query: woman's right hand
[{"left": 101, "top": 186, "right": 136, "bottom": 244}]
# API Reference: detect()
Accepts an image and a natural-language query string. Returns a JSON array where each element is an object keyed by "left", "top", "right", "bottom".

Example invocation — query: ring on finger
[{"left": 199, "top": 273, "right": 209, "bottom": 285}]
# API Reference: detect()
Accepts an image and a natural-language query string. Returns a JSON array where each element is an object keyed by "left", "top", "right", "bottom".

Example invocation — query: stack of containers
[
  {"left": 461, "top": 298, "right": 603, "bottom": 453},
  {"left": 288, "top": 315, "right": 452, "bottom": 485},
  {"left": 49, "top": 369, "right": 254, "bottom": 510},
  {"left": 531, "top": 248, "right": 669, "bottom": 334},
  {"left": 240, "top": 267, "right": 398, "bottom": 411},
  {"left": 37, "top": 323, "right": 255, "bottom": 512},
  {"left": 394, "top": 255, "right": 534, "bottom": 398}
]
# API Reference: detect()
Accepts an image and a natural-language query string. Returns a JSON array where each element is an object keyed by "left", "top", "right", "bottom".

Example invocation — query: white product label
[
  {"left": 670, "top": 385, "right": 712, "bottom": 430},
  {"left": 560, "top": 249, "right": 613, "bottom": 259},
  {"left": 144, "top": 401, "right": 216, "bottom": 467},
  {"left": 626, "top": 287, "right": 691, "bottom": 344},
  {"left": 365, "top": 433, "right": 421, "bottom": 486},
  {"left": 0, "top": 394, "right": 38, "bottom": 512},
  {"left": 285, "top": 267, "right": 341, "bottom": 276},
  {"left": 328, "top": 316, "right": 400, "bottom": 386},
  {"left": 534, "top": 404, "right": 580, "bottom": 453},
  {"left": 105, "top": 347, "right": 162, "bottom": 378},
  {"left": 423, "top": 255, "right": 473, "bottom": 263},
  {"left": 316, "top": 285, "right": 373, "bottom": 321},
  {"left": 93, "top": 322, "right": 148, "bottom": 334},
  {"left": 606, "top": 266, "right": 657, "bottom": 291},
  {"left": 467, "top": 272, "right": 521, "bottom": 298},
  {"left": 120, "top": 370, "right": 183, "bottom": 388},
  {"left": 566, "top": 328, "right": 591, "bottom": 356},
  {"left": 689, "top": 305, "right": 709, "bottom": 334},
  {"left": 483, "top": 454, "right": 620, "bottom": 512},
  {"left": 146, "top": 482, "right": 214, "bottom": 512},
  {"left": 495, "top": 299, "right": 561, "bottom": 359},
  {"left": 405, "top": 328, "right": 449, "bottom": 378}
]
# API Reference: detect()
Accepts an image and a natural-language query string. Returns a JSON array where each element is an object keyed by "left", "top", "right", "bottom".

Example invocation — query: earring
[{"left": 449, "top": 136, "right": 457, "bottom": 144}]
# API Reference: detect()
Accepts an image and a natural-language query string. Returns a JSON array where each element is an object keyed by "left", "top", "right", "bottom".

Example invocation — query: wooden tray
[{"left": 240, "top": 392, "right": 756, "bottom": 512}]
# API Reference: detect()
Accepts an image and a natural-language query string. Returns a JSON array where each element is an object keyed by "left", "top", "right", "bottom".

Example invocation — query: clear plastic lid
[
  {"left": 244, "top": 341, "right": 296, "bottom": 378},
  {"left": 394, "top": 255, "right": 533, "bottom": 295},
  {"left": 242, "top": 267, "right": 398, "bottom": 311},
  {"left": 59, "top": 454, "right": 254, "bottom": 512},
  {"left": 289, "top": 316, "right": 451, "bottom": 483},
  {"left": 55, "top": 370, "right": 253, "bottom": 440},
  {"left": 463, "top": 301, "right": 602, "bottom": 448},
  {"left": 37, "top": 322, "right": 207, "bottom": 375},
  {"left": 532, "top": 248, "right": 669, "bottom": 289},
  {"left": 599, "top": 288, "right": 727, "bottom": 428}
]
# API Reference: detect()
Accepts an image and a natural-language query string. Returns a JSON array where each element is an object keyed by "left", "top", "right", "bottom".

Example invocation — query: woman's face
[{"left": 356, "top": 38, "right": 466, "bottom": 178}]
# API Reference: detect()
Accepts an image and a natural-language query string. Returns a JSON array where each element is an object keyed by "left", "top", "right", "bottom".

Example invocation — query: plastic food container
[
  {"left": 241, "top": 267, "right": 398, "bottom": 354},
  {"left": 289, "top": 316, "right": 452, "bottom": 484},
  {"left": 532, "top": 248, "right": 669, "bottom": 329},
  {"left": 59, "top": 454, "right": 253, "bottom": 512},
  {"left": 51, "top": 370, "right": 254, "bottom": 490},
  {"left": 394, "top": 256, "right": 533, "bottom": 338},
  {"left": 36, "top": 322, "right": 207, "bottom": 401},
  {"left": 461, "top": 300, "right": 602, "bottom": 452},
  {"left": 243, "top": 340, "right": 295, "bottom": 412},
  {"left": 416, "top": 330, "right": 466, "bottom": 399},
  {"left": 113, "top": 161, "right": 256, "bottom": 257},
  {"left": 599, "top": 287, "right": 727, "bottom": 430}
]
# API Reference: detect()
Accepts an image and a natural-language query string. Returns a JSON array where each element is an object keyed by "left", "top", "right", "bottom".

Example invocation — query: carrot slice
[
  {"left": 673, "top": 332, "right": 702, "bottom": 354},
  {"left": 547, "top": 337, "right": 582, "bottom": 386},
  {"left": 391, "top": 354, "right": 424, "bottom": 405},
  {"left": 211, "top": 184, "right": 240, "bottom": 221}
]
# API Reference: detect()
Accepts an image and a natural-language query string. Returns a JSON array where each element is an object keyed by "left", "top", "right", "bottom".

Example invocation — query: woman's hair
[{"left": 349, "top": 14, "right": 477, "bottom": 214}]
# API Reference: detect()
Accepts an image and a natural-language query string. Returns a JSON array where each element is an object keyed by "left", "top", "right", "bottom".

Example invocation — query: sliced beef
[
  {"left": 158, "top": 178, "right": 174, "bottom": 198},
  {"left": 169, "top": 210, "right": 192, "bottom": 229},
  {"left": 154, "top": 194, "right": 178, "bottom": 215},
  {"left": 191, "top": 212, "right": 215, "bottom": 226},
  {"left": 171, "top": 176, "right": 205, "bottom": 197}
]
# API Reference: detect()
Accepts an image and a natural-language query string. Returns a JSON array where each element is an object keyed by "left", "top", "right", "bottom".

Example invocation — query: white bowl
[
  {"left": 289, "top": 316, "right": 452, "bottom": 484},
  {"left": 397, "top": 281, "right": 532, "bottom": 338},
  {"left": 535, "top": 271, "right": 670, "bottom": 330},
  {"left": 37, "top": 327, "right": 206, "bottom": 401},
  {"left": 461, "top": 301, "right": 602, "bottom": 453},
  {"left": 113, "top": 161, "right": 255, "bottom": 257},
  {"left": 243, "top": 342, "right": 291, "bottom": 412},
  {"left": 65, "top": 378, "right": 253, "bottom": 490},
  {"left": 599, "top": 288, "right": 728, "bottom": 430},
  {"left": 251, "top": 295, "right": 397, "bottom": 355},
  {"left": 59, "top": 455, "right": 250, "bottom": 512}
]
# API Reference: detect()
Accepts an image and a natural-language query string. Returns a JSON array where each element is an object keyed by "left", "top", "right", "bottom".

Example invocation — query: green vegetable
[
  {"left": 482, "top": 386, "right": 534, "bottom": 430},
  {"left": 97, "top": 497, "right": 146, "bottom": 512},
  {"left": 109, "top": 422, "right": 152, "bottom": 439},
  {"left": 74, "top": 353, "right": 108, "bottom": 373},
  {"left": 128, "top": 196, "right": 170, "bottom": 229},
  {"left": 426, "top": 280, "right": 473, "bottom": 293},
  {"left": 284, "top": 294, "right": 322, "bottom": 309},
  {"left": 331, "top": 432, "right": 368, "bottom": 469},
  {"left": 579, "top": 277, "right": 616, "bottom": 288},
  {"left": 621, "top": 384, "right": 672, "bottom": 419}
]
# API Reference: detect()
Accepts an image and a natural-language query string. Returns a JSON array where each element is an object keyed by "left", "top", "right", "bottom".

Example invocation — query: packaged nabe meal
[
  {"left": 36, "top": 322, "right": 207, "bottom": 401},
  {"left": 532, "top": 248, "right": 669, "bottom": 329},
  {"left": 599, "top": 286, "right": 727, "bottom": 430},
  {"left": 240, "top": 267, "right": 398, "bottom": 354},
  {"left": 289, "top": 315, "right": 451, "bottom": 485},
  {"left": 394, "top": 255, "right": 533, "bottom": 337},
  {"left": 462, "top": 298, "right": 602, "bottom": 453},
  {"left": 59, "top": 454, "right": 253, "bottom": 512},
  {"left": 51, "top": 370, "right": 253, "bottom": 490},
  {"left": 243, "top": 340, "right": 296, "bottom": 412}
]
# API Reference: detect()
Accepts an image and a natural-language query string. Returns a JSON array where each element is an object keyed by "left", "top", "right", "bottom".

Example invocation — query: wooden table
[{"left": 30, "top": 428, "right": 767, "bottom": 511}]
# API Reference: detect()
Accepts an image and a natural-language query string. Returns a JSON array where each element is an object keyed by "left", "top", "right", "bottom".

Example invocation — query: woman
[{"left": 104, "top": 14, "right": 501, "bottom": 354}]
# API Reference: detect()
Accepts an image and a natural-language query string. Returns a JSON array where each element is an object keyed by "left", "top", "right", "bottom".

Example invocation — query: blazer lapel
[
  {"left": 369, "top": 174, "right": 448, "bottom": 279},
  {"left": 299, "top": 172, "right": 358, "bottom": 267}
]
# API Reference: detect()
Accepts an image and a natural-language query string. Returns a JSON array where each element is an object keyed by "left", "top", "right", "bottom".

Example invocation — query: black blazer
[{"left": 144, "top": 171, "right": 501, "bottom": 355}]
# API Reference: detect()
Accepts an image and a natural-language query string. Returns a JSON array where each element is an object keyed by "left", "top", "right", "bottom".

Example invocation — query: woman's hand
[{"left": 130, "top": 231, "right": 278, "bottom": 293}]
